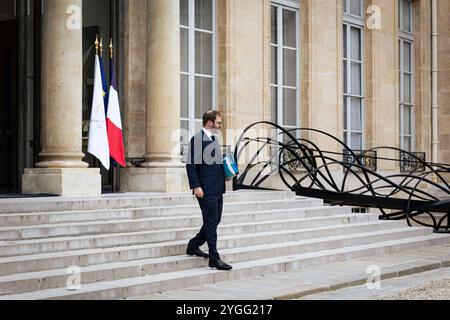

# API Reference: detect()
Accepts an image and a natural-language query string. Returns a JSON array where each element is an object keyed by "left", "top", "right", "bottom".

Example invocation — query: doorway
[
  {"left": 0, "top": 0, "right": 41, "bottom": 196},
  {"left": 0, "top": 4, "right": 18, "bottom": 194}
]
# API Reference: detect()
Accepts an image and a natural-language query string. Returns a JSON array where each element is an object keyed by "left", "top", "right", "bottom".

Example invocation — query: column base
[
  {"left": 22, "top": 168, "right": 101, "bottom": 196},
  {"left": 120, "top": 166, "right": 189, "bottom": 193}
]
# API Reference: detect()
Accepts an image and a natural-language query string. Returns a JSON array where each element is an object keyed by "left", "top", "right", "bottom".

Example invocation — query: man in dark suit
[{"left": 185, "top": 111, "right": 232, "bottom": 271}]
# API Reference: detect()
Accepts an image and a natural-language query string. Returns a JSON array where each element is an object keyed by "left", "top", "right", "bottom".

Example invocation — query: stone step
[
  {"left": 0, "top": 206, "right": 352, "bottom": 241},
  {"left": 0, "top": 191, "right": 296, "bottom": 215},
  {"left": 0, "top": 213, "right": 377, "bottom": 258},
  {"left": 0, "top": 224, "right": 429, "bottom": 295},
  {"left": 3, "top": 233, "right": 449, "bottom": 300},
  {"left": 0, "top": 197, "right": 321, "bottom": 227},
  {"left": 0, "top": 220, "right": 407, "bottom": 277}
]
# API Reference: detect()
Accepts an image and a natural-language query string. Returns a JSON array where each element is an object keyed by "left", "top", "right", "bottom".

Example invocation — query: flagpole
[
  {"left": 110, "top": 38, "right": 116, "bottom": 193},
  {"left": 93, "top": 35, "right": 102, "bottom": 178}
]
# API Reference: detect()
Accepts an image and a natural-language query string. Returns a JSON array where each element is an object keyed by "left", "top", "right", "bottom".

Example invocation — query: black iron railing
[
  {"left": 233, "top": 122, "right": 450, "bottom": 233},
  {"left": 343, "top": 149, "right": 377, "bottom": 172},
  {"left": 400, "top": 151, "right": 426, "bottom": 173}
]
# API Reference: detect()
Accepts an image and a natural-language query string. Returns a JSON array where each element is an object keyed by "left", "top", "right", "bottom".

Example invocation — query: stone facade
[
  {"left": 437, "top": 0, "right": 450, "bottom": 165},
  {"left": 21, "top": 0, "right": 450, "bottom": 195}
]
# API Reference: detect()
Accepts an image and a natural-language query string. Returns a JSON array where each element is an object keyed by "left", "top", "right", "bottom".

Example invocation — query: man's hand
[{"left": 194, "top": 187, "right": 204, "bottom": 199}]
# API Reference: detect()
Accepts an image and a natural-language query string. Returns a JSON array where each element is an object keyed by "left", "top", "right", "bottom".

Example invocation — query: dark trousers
[{"left": 188, "top": 195, "right": 223, "bottom": 262}]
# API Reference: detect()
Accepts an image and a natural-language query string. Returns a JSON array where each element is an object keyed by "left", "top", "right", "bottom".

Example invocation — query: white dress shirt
[{"left": 202, "top": 128, "right": 215, "bottom": 141}]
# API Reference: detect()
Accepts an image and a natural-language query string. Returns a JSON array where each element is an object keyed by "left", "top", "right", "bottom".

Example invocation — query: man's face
[{"left": 210, "top": 116, "right": 223, "bottom": 132}]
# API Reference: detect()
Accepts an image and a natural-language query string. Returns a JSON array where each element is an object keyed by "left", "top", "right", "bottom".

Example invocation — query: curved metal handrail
[{"left": 233, "top": 121, "right": 450, "bottom": 233}]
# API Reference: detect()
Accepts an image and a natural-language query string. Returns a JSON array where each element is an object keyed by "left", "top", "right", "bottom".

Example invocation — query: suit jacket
[{"left": 186, "top": 130, "right": 226, "bottom": 196}]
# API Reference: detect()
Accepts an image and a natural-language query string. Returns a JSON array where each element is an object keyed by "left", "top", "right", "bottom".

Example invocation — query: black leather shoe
[
  {"left": 209, "top": 259, "right": 233, "bottom": 270},
  {"left": 186, "top": 248, "right": 209, "bottom": 258}
]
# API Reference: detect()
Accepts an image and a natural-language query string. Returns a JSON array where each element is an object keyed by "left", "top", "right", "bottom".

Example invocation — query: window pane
[
  {"left": 195, "top": 77, "right": 213, "bottom": 119},
  {"left": 344, "top": 0, "right": 348, "bottom": 13},
  {"left": 271, "top": 6, "right": 278, "bottom": 44},
  {"left": 271, "top": 87, "right": 278, "bottom": 124},
  {"left": 181, "top": 74, "right": 189, "bottom": 118},
  {"left": 351, "top": 98, "right": 362, "bottom": 131},
  {"left": 343, "top": 24, "right": 348, "bottom": 58},
  {"left": 402, "top": 0, "right": 411, "bottom": 32},
  {"left": 344, "top": 60, "right": 348, "bottom": 94},
  {"left": 403, "top": 41, "right": 412, "bottom": 72},
  {"left": 195, "top": 120, "right": 203, "bottom": 132},
  {"left": 271, "top": 46, "right": 277, "bottom": 84},
  {"left": 283, "top": 88, "right": 297, "bottom": 127},
  {"left": 283, "top": 48, "right": 297, "bottom": 87},
  {"left": 403, "top": 73, "right": 411, "bottom": 103},
  {"left": 344, "top": 97, "right": 348, "bottom": 130},
  {"left": 351, "top": 62, "right": 362, "bottom": 95},
  {"left": 349, "top": 0, "right": 362, "bottom": 17},
  {"left": 403, "top": 105, "right": 412, "bottom": 135},
  {"left": 180, "top": 0, "right": 189, "bottom": 26},
  {"left": 351, "top": 133, "right": 362, "bottom": 150},
  {"left": 195, "top": 0, "right": 212, "bottom": 31},
  {"left": 180, "top": 120, "right": 190, "bottom": 158},
  {"left": 180, "top": 120, "right": 190, "bottom": 139},
  {"left": 283, "top": 9, "right": 296, "bottom": 48},
  {"left": 350, "top": 27, "right": 361, "bottom": 61},
  {"left": 403, "top": 136, "right": 412, "bottom": 152},
  {"left": 181, "top": 28, "right": 189, "bottom": 72},
  {"left": 195, "top": 31, "right": 212, "bottom": 75}
]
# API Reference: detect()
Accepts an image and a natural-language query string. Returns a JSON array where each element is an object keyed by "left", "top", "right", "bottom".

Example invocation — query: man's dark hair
[{"left": 203, "top": 110, "right": 222, "bottom": 126}]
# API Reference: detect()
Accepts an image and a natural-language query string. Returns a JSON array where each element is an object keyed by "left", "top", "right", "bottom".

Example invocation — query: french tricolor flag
[{"left": 106, "top": 59, "right": 126, "bottom": 168}]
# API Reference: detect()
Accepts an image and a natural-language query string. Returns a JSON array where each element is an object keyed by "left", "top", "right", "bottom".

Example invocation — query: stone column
[
  {"left": 22, "top": 0, "right": 101, "bottom": 196},
  {"left": 121, "top": 0, "right": 186, "bottom": 193},
  {"left": 142, "top": 0, "right": 182, "bottom": 167}
]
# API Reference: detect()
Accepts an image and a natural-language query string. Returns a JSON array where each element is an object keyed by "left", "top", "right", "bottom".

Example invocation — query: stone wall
[
  {"left": 365, "top": 0, "right": 398, "bottom": 170},
  {"left": 438, "top": 0, "right": 450, "bottom": 165},
  {"left": 116, "top": 0, "right": 450, "bottom": 192},
  {"left": 414, "top": 0, "right": 432, "bottom": 159},
  {"left": 217, "top": 0, "right": 271, "bottom": 148},
  {"left": 301, "top": 0, "right": 342, "bottom": 154}
]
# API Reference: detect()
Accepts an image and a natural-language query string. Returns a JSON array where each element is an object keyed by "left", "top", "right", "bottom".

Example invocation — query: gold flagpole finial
[
  {"left": 95, "top": 35, "right": 99, "bottom": 55},
  {"left": 99, "top": 37, "right": 104, "bottom": 57},
  {"left": 109, "top": 38, "right": 114, "bottom": 59}
]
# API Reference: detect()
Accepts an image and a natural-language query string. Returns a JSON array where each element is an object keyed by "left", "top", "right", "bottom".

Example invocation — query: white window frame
[
  {"left": 271, "top": 0, "right": 300, "bottom": 9},
  {"left": 343, "top": 0, "right": 365, "bottom": 20},
  {"left": 180, "top": 0, "right": 217, "bottom": 141},
  {"left": 399, "top": 0, "right": 414, "bottom": 34},
  {"left": 343, "top": 0, "right": 365, "bottom": 151},
  {"left": 270, "top": 2, "right": 301, "bottom": 137},
  {"left": 399, "top": 0, "right": 415, "bottom": 152}
]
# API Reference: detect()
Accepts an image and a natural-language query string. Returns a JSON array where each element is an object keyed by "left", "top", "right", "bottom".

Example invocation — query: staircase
[{"left": 0, "top": 191, "right": 449, "bottom": 300}]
